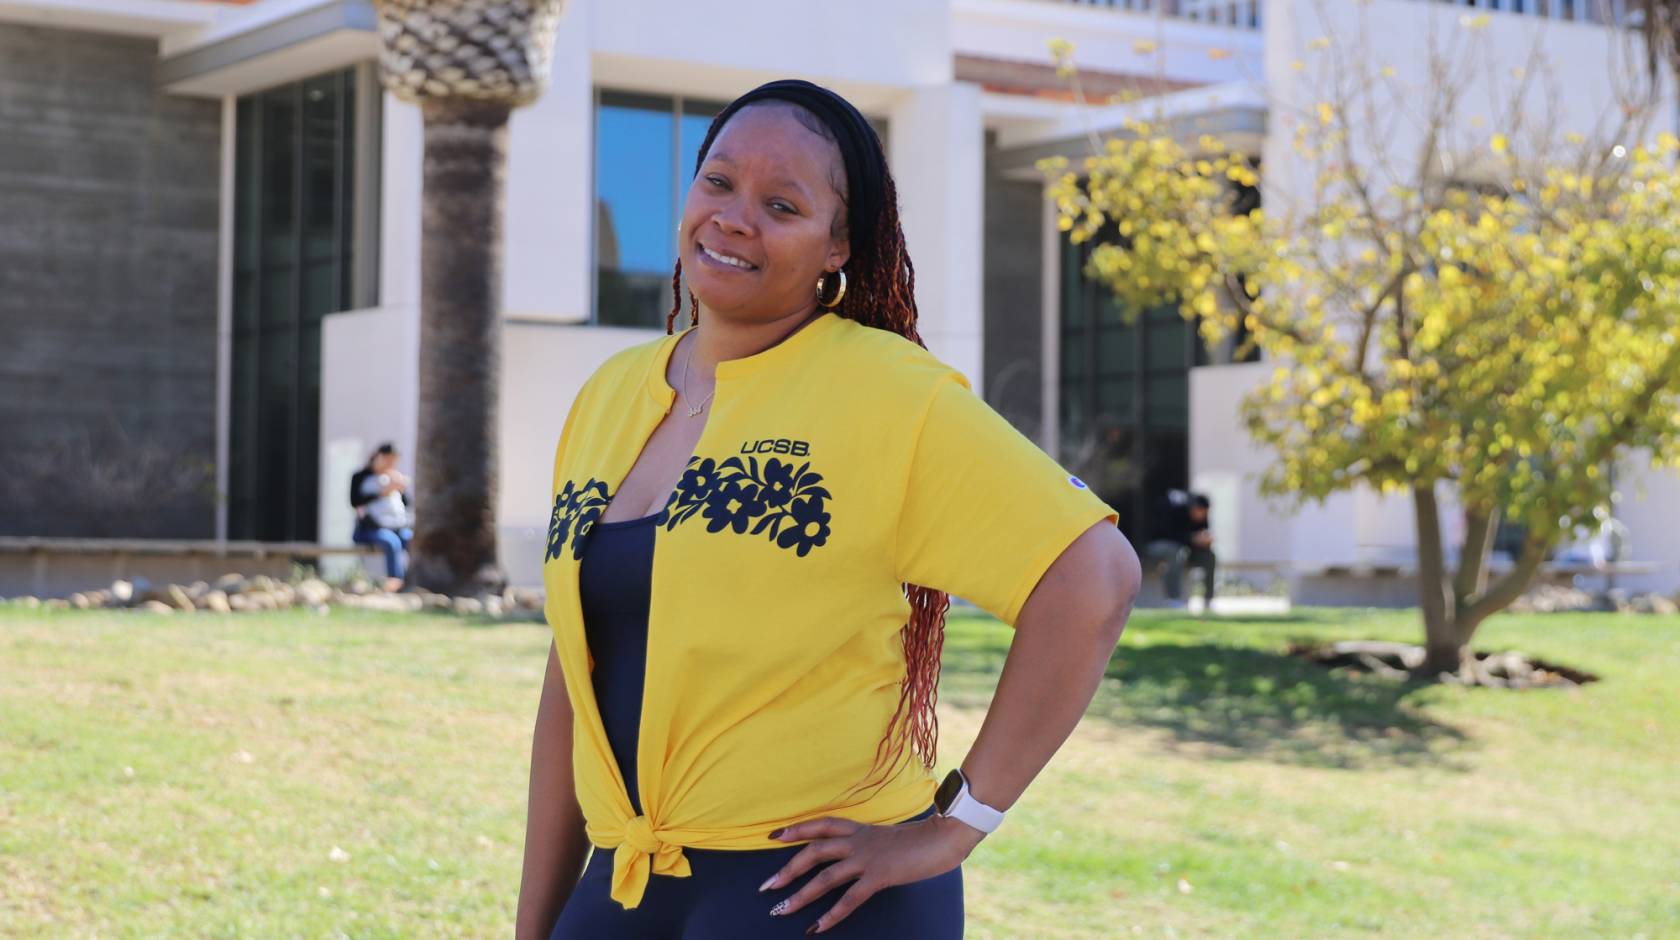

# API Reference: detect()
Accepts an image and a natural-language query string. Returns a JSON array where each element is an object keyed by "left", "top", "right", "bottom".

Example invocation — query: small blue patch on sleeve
[{"left": 1069, "top": 476, "right": 1088, "bottom": 489}]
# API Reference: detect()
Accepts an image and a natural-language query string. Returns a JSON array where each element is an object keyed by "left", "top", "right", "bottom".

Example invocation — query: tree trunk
[
  {"left": 1413, "top": 486, "right": 1553, "bottom": 680},
  {"left": 1412, "top": 485, "right": 1466, "bottom": 676},
  {"left": 408, "top": 97, "right": 512, "bottom": 597}
]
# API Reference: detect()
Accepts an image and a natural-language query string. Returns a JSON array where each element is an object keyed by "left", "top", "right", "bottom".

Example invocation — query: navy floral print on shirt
[
  {"left": 659, "top": 455, "right": 832, "bottom": 556},
  {"left": 548, "top": 455, "right": 834, "bottom": 562},
  {"left": 546, "top": 479, "right": 612, "bottom": 561}
]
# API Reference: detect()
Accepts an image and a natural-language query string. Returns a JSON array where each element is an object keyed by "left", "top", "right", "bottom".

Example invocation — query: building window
[
  {"left": 230, "top": 66, "right": 380, "bottom": 542},
  {"left": 1059, "top": 238, "right": 1192, "bottom": 545},
  {"left": 1060, "top": 227, "right": 1257, "bottom": 545},
  {"left": 592, "top": 89, "right": 889, "bottom": 328},
  {"left": 594, "top": 90, "right": 727, "bottom": 329}
]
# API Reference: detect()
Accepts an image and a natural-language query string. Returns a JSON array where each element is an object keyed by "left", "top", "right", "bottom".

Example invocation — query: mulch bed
[{"left": 1286, "top": 639, "right": 1599, "bottom": 689}]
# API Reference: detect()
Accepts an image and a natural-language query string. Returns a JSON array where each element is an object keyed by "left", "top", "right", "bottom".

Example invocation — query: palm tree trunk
[{"left": 408, "top": 97, "right": 512, "bottom": 596}]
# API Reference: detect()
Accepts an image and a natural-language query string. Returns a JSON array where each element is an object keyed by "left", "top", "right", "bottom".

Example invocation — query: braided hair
[{"left": 668, "top": 79, "right": 949, "bottom": 801}]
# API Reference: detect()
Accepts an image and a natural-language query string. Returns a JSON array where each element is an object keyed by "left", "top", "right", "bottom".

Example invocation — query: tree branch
[
  {"left": 1460, "top": 531, "right": 1549, "bottom": 639},
  {"left": 1452, "top": 505, "right": 1498, "bottom": 607}
]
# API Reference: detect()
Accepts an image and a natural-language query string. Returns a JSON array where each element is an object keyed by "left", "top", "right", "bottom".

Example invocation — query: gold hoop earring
[{"left": 816, "top": 269, "right": 847, "bottom": 309}]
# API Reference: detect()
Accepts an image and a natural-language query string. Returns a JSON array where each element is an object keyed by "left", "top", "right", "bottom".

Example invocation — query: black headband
[{"left": 691, "top": 79, "right": 887, "bottom": 263}]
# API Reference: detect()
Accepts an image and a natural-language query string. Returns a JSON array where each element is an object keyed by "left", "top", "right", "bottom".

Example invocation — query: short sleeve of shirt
[{"left": 893, "top": 374, "right": 1119, "bottom": 626}]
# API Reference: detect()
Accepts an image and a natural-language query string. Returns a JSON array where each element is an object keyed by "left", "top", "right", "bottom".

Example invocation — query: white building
[{"left": 2, "top": 0, "right": 1675, "bottom": 601}]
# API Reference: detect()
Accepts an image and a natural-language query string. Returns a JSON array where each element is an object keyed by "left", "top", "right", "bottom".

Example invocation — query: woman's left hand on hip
[{"left": 761, "top": 814, "right": 984, "bottom": 933}]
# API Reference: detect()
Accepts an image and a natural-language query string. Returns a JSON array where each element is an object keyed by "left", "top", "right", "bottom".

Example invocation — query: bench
[{"left": 1136, "top": 553, "right": 1290, "bottom": 612}]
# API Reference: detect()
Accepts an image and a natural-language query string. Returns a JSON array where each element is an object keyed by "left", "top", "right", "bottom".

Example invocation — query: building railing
[
  {"left": 1054, "top": 0, "right": 1641, "bottom": 29},
  {"left": 1055, "top": 1, "right": 1262, "bottom": 29},
  {"left": 1427, "top": 0, "right": 1637, "bottom": 25}
]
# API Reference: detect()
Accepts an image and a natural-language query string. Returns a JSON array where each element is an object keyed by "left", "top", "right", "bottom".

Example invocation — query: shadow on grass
[{"left": 940, "top": 617, "right": 1471, "bottom": 771}]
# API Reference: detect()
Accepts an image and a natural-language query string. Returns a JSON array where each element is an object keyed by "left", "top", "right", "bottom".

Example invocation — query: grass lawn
[{"left": 2, "top": 603, "right": 1676, "bottom": 938}]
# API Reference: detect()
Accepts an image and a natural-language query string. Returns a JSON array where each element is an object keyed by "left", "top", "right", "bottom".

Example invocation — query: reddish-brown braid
[{"left": 667, "top": 170, "right": 949, "bottom": 802}]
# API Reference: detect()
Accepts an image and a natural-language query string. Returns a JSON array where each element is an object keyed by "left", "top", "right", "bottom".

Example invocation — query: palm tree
[{"left": 373, "top": 0, "right": 565, "bottom": 596}]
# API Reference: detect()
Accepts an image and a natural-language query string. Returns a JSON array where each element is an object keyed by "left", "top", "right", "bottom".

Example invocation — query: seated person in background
[
  {"left": 1144, "top": 490, "right": 1216, "bottom": 610},
  {"left": 350, "top": 442, "right": 413, "bottom": 593}
]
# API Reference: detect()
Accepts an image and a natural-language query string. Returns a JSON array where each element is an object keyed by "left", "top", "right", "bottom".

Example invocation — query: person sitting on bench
[
  {"left": 350, "top": 443, "right": 413, "bottom": 593},
  {"left": 1145, "top": 490, "right": 1215, "bottom": 610}
]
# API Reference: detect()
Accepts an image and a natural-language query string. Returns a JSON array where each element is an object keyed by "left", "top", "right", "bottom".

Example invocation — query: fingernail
[
  {"left": 758, "top": 874, "right": 777, "bottom": 893},
  {"left": 769, "top": 900, "right": 789, "bottom": 917},
  {"left": 769, "top": 828, "right": 785, "bottom": 839},
  {"left": 806, "top": 924, "right": 821, "bottom": 935}
]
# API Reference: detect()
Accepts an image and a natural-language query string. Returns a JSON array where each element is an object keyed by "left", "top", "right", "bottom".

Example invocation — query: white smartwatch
[{"left": 932, "top": 768, "right": 1005, "bottom": 833}]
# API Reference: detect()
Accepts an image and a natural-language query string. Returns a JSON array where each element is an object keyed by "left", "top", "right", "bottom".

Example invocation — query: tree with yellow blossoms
[{"left": 1044, "top": 16, "right": 1680, "bottom": 678}]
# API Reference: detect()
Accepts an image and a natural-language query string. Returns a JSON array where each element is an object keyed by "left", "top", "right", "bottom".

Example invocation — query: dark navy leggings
[
  {"left": 555, "top": 514, "right": 964, "bottom": 937},
  {"left": 546, "top": 802, "right": 963, "bottom": 939}
]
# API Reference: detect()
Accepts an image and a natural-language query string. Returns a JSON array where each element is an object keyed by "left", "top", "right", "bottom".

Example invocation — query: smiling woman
[{"left": 516, "top": 80, "right": 1141, "bottom": 940}]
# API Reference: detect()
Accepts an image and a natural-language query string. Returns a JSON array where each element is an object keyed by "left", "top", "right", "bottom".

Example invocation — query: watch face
[{"left": 934, "top": 769, "right": 964, "bottom": 813}]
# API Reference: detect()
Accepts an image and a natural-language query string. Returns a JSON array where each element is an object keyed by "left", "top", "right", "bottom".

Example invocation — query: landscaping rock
[
  {"left": 245, "top": 590, "right": 279, "bottom": 612},
  {"left": 42, "top": 575, "right": 551, "bottom": 624},
  {"left": 1482, "top": 650, "right": 1534, "bottom": 682},
  {"left": 167, "top": 585, "right": 195, "bottom": 613},
  {"left": 1595, "top": 588, "right": 1632, "bottom": 613},
  {"left": 17, "top": 596, "right": 41, "bottom": 608},
  {"left": 508, "top": 587, "right": 544, "bottom": 610},
  {"left": 44, "top": 598, "right": 69, "bottom": 610},
  {"left": 1507, "top": 582, "right": 1673, "bottom": 615},
  {"left": 451, "top": 596, "right": 484, "bottom": 617},
  {"left": 1629, "top": 592, "right": 1678, "bottom": 615},
  {"left": 1512, "top": 584, "right": 1599, "bottom": 614},
  {"left": 1289, "top": 640, "right": 1597, "bottom": 688},
  {"left": 354, "top": 594, "right": 411, "bottom": 613},
  {"left": 296, "top": 579, "right": 333, "bottom": 608}
]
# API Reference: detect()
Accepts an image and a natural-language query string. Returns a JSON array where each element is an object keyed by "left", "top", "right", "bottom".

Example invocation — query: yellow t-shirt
[{"left": 542, "top": 311, "right": 1117, "bottom": 909}]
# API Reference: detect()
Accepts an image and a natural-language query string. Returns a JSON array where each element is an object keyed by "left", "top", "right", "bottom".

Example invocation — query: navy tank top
[{"left": 576, "top": 510, "right": 660, "bottom": 816}]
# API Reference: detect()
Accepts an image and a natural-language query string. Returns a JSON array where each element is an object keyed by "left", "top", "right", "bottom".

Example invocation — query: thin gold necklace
[{"left": 679, "top": 336, "right": 715, "bottom": 418}]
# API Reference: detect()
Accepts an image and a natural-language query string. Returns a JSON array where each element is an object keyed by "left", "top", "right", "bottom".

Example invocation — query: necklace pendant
[{"left": 686, "top": 402, "right": 706, "bottom": 417}]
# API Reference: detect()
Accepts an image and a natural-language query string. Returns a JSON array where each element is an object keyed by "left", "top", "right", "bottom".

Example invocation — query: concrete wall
[
  {"left": 317, "top": 306, "right": 421, "bottom": 548},
  {"left": 1612, "top": 449, "right": 1680, "bottom": 594},
  {"left": 1187, "top": 360, "right": 1295, "bottom": 565},
  {"left": 0, "top": 22, "right": 221, "bottom": 539},
  {"left": 498, "top": 321, "right": 668, "bottom": 588}
]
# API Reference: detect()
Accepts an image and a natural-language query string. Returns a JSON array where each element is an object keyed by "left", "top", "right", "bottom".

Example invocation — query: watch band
[{"left": 935, "top": 769, "right": 1005, "bottom": 833}]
